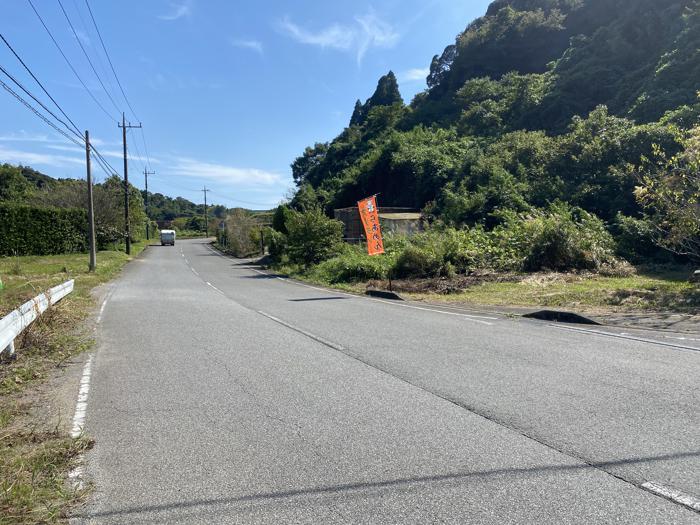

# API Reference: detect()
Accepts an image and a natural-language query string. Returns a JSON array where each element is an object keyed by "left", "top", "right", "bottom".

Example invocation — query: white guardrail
[{"left": 0, "top": 279, "right": 74, "bottom": 358}]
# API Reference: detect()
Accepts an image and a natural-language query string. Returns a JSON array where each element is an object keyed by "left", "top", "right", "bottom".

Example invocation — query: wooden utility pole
[
  {"left": 201, "top": 186, "right": 210, "bottom": 237},
  {"left": 118, "top": 113, "right": 142, "bottom": 255},
  {"left": 85, "top": 130, "right": 96, "bottom": 272},
  {"left": 144, "top": 168, "right": 155, "bottom": 240}
]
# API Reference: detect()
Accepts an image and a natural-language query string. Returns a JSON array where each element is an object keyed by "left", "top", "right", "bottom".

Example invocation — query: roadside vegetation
[
  {"left": 222, "top": 0, "right": 700, "bottom": 314},
  {"left": 0, "top": 243, "right": 147, "bottom": 524},
  {"left": 250, "top": 204, "right": 699, "bottom": 313}
]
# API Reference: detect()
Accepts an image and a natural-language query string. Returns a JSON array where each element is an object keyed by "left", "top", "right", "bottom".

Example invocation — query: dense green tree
[
  {"left": 367, "top": 71, "right": 403, "bottom": 108},
  {"left": 0, "top": 164, "right": 33, "bottom": 201}
]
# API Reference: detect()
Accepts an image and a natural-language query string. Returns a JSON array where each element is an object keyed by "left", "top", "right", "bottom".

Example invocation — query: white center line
[
  {"left": 641, "top": 481, "right": 700, "bottom": 513},
  {"left": 258, "top": 311, "right": 344, "bottom": 351}
]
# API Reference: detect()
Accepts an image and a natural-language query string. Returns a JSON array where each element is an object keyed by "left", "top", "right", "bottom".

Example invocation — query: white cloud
[
  {"left": 354, "top": 11, "right": 400, "bottom": 64},
  {"left": 167, "top": 157, "right": 283, "bottom": 187},
  {"left": 0, "top": 144, "right": 84, "bottom": 168},
  {"left": 231, "top": 39, "right": 264, "bottom": 55},
  {"left": 279, "top": 9, "right": 399, "bottom": 64},
  {"left": 0, "top": 132, "right": 52, "bottom": 143},
  {"left": 74, "top": 29, "right": 91, "bottom": 46},
  {"left": 158, "top": 1, "right": 191, "bottom": 21},
  {"left": 399, "top": 67, "right": 430, "bottom": 83},
  {"left": 279, "top": 18, "right": 355, "bottom": 50}
]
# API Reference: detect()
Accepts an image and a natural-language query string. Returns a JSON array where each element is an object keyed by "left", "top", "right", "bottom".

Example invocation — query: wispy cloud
[
  {"left": 158, "top": 1, "right": 192, "bottom": 21},
  {"left": 0, "top": 145, "right": 84, "bottom": 168},
  {"left": 231, "top": 39, "right": 264, "bottom": 55},
  {"left": 399, "top": 67, "right": 430, "bottom": 83},
  {"left": 278, "top": 9, "right": 399, "bottom": 65},
  {"left": 168, "top": 157, "right": 283, "bottom": 187},
  {"left": 0, "top": 132, "right": 52, "bottom": 143}
]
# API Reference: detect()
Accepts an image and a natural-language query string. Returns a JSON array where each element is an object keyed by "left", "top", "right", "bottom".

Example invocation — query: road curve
[{"left": 73, "top": 239, "right": 700, "bottom": 524}]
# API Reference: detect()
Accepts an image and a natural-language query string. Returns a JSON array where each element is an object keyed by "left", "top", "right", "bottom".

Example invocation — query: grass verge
[
  {"left": 271, "top": 262, "right": 699, "bottom": 314},
  {"left": 0, "top": 242, "right": 148, "bottom": 523},
  {"left": 402, "top": 267, "right": 699, "bottom": 313}
]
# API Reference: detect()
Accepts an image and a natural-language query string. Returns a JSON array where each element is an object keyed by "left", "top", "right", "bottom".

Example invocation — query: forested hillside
[{"left": 289, "top": 0, "right": 700, "bottom": 261}]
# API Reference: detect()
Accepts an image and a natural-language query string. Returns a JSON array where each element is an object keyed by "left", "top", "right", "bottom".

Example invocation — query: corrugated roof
[{"left": 379, "top": 213, "right": 422, "bottom": 220}]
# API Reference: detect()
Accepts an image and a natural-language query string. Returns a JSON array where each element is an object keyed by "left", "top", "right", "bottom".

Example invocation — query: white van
[{"left": 160, "top": 229, "right": 176, "bottom": 246}]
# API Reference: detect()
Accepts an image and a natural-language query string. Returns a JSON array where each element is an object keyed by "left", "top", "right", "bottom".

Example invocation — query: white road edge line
[
  {"left": 96, "top": 288, "right": 114, "bottom": 324},
  {"left": 71, "top": 354, "right": 93, "bottom": 438},
  {"left": 249, "top": 268, "right": 495, "bottom": 325},
  {"left": 206, "top": 281, "right": 224, "bottom": 295},
  {"left": 258, "top": 311, "right": 345, "bottom": 351},
  {"left": 68, "top": 354, "right": 94, "bottom": 489},
  {"left": 191, "top": 268, "right": 199, "bottom": 276},
  {"left": 550, "top": 324, "right": 700, "bottom": 353},
  {"left": 641, "top": 481, "right": 700, "bottom": 513}
]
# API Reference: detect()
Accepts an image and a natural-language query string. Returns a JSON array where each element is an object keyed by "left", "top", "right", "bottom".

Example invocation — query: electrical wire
[
  {"left": 82, "top": 0, "right": 139, "bottom": 121},
  {"left": 55, "top": 0, "right": 122, "bottom": 115},
  {"left": 128, "top": 127, "right": 146, "bottom": 171},
  {"left": 26, "top": 0, "right": 117, "bottom": 122},
  {"left": 0, "top": 76, "right": 82, "bottom": 148},
  {"left": 0, "top": 33, "right": 83, "bottom": 138},
  {"left": 82, "top": 0, "right": 155, "bottom": 171},
  {"left": 0, "top": 62, "right": 84, "bottom": 143}
]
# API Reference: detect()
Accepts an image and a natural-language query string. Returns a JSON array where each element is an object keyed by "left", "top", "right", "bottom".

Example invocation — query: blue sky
[{"left": 1, "top": 0, "right": 491, "bottom": 208}]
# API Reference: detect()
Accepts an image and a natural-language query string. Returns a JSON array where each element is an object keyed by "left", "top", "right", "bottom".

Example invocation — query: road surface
[{"left": 73, "top": 239, "right": 700, "bottom": 524}]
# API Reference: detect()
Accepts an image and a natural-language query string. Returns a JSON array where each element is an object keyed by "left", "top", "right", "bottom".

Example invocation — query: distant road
[{"left": 74, "top": 239, "right": 700, "bottom": 524}]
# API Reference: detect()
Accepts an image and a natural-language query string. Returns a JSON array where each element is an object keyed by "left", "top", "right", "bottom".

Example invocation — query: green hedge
[{"left": 0, "top": 203, "right": 88, "bottom": 256}]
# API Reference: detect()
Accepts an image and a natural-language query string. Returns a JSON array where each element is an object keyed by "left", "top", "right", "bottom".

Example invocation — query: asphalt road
[{"left": 73, "top": 239, "right": 700, "bottom": 524}]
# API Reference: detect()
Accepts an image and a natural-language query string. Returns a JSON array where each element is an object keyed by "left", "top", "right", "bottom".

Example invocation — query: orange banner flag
[{"left": 358, "top": 195, "right": 384, "bottom": 256}]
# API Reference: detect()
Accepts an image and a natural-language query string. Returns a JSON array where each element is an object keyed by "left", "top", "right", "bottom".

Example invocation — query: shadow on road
[{"left": 79, "top": 450, "right": 700, "bottom": 520}]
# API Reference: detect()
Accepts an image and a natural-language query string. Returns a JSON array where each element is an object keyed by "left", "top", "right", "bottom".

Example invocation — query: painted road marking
[
  {"left": 249, "top": 268, "right": 495, "bottom": 325},
  {"left": 551, "top": 325, "right": 700, "bottom": 353},
  {"left": 258, "top": 311, "right": 345, "bottom": 351},
  {"left": 206, "top": 281, "right": 225, "bottom": 296},
  {"left": 642, "top": 481, "right": 700, "bottom": 513},
  {"left": 71, "top": 354, "right": 94, "bottom": 438},
  {"left": 96, "top": 292, "right": 111, "bottom": 324}
]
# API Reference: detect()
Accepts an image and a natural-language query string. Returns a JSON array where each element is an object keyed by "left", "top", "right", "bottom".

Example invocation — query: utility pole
[
  {"left": 144, "top": 168, "right": 155, "bottom": 240},
  {"left": 201, "top": 186, "right": 210, "bottom": 237},
  {"left": 118, "top": 113, "right": 142, "bottom": 255},
  {"left": 85, "top": 130, "right": 96, "bottom": 272}
]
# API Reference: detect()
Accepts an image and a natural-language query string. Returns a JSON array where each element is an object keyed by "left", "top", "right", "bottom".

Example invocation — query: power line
[
  {"left": 82, "top": 0, "right": 139, "bottom": 121},
  {"left": 26, "top": 0, "right": 117, "bottom": 122},
  {"left": 0, "top": 76, "right": 82, "bottom": 148},
  {"left": 128, "top": 127, "right": 146, "bottom": 171},
  {"left": 91, "top": 144, "right": 119, "bottom": 176},
  {"left": 0, "top": 33, "right": 83, "bottom": 138},
  {"left": 139, "top": 128, "right": 151, "bottom": 169},
  {"left": 55, "top": 0, "right": 122, "bottom": 115},
  {"left": 0, "top": 62, "right": 83, "bottom": 141},
  {"left": 83, "top": 0, "right": 154, "bottom": 173}
]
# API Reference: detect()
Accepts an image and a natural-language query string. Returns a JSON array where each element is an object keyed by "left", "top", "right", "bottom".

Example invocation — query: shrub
[
  {"left": 394, "top": 245, "right": 445, "bottom": 278},
  {"left": 0, "top": 203, "right": 87, "bottom": 256},
  {"left": 310, "top": 245, "right": 393, "bottom": 283},
  {"left": 497, "top": 203, "right": 619, "bottom": 272},
  {"left": 285, "top": 208, "right": 343, "bottom": 266},
  {"left": 263, "top": 227, "right": 288, "bottom": 263},
  {"left": 613, "top": 213, "right": 667, "bottom": 263}
]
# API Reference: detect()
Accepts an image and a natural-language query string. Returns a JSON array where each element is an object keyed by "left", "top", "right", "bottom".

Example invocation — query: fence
[{"left": 0, "top": 280, "right": 74, "bottom": 358}]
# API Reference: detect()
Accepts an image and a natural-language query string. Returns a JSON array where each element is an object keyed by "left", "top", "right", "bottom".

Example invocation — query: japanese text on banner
[{"left": 358, "top": 195, "right": 385, "bottom": 256}]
